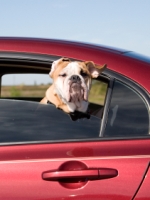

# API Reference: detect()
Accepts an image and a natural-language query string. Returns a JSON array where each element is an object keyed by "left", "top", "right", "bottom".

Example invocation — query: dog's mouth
[{"left": 66, "top": 81, "right": 88, "bottom": 107}]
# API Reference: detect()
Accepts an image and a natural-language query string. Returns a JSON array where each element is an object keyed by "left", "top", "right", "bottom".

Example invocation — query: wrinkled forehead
[
  {"left": 61, "top": 61, "right": 89, "bottom": 75},
  {"left": 63, "top": 62, "right": 82, "bottom": 73}
]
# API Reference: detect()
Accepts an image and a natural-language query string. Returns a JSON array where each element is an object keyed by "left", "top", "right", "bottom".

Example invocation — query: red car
[{"left": 0, "top": 37, "right": 150, "bottom": 200}]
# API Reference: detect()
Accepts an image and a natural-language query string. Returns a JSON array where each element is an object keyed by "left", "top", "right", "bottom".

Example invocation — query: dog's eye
[
  {"left": 59, "top": 73, "right": 66, "bottom": 77},
  {"left": 80, "top": 71, "right": 88, "bottom": 77}
]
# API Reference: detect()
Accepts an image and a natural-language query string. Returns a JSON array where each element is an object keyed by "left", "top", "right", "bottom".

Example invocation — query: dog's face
[{"left": 49, "top": 57, "right": 106, "bottom": 112}]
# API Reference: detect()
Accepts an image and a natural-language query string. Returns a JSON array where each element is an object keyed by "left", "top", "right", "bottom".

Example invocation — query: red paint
[
  {"left": 0, "top": 139, "right": 150, "bottom": 161},
  {"left": 0, "top": 139, "right": 150, "bottom": 199},
  {"left": 134, "top": 167, "right": 150, "bottom": 199}
]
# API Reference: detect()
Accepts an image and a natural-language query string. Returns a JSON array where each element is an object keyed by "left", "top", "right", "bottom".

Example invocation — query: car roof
[{"left": 0, "top": 37, "right": 150, "bottom": 93}]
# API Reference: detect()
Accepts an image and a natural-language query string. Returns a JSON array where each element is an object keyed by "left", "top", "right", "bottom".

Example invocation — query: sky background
[{"left": 0, "top": 0, "right": 150, "bottom": 85}]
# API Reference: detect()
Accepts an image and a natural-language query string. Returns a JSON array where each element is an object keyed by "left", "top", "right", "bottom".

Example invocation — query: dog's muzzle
[
  {"left": 67, "top": 75, "right": 86, "bottom": 107},
  {"left": 70, "top": 75, "right": 81, "bottom": 83}
]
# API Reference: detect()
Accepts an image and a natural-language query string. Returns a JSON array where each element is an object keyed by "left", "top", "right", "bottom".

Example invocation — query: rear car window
[{"left": 104, "top": 80, "right": 149, "bottom": 137}]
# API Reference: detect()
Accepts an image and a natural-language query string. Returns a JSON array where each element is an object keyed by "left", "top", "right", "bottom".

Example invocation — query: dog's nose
[{"left": 70, "top": 75, "right": 81, "bottom": 82}]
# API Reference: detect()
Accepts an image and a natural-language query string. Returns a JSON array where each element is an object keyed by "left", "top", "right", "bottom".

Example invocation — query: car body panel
[{"left": 0, "top": 139, "right": 150, "bottom": 200}]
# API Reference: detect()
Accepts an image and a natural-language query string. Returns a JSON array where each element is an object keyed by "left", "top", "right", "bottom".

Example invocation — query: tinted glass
[
  {"left": 104, "top": 81, "right": 149, "bottom": 137},
  {"left": 0, "top": 100, "right": 100, "bottom": 143}
]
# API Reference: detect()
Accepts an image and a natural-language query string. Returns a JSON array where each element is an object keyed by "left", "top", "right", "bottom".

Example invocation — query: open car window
[
  {"left": 0, "top": 71, "right": 149, "bottom": 145},
  {"left": 1, "top": 73, "right": 108, "bottom": 117},
  {"left": 1, "top": 74, "right": 108, "bottom": 105},
  {"left": 0, "top": 73, "right": 109, "bottom": 145}
]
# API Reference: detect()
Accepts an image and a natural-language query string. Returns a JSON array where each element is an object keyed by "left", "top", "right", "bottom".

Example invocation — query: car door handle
[{"left": 42, "top": 168, "right": 118, "bottom": 181}]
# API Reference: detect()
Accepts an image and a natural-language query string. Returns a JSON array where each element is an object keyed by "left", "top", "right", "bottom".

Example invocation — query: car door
[{"left": 0, "top": 72, "right": 149, "bottom": 200}]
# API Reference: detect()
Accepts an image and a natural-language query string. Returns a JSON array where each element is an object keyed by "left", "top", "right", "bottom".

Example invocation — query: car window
[
  {"left": 0, "top": 99, "right": 101, "bottom": 144},
  {"left": 0, "top": 75, "right": 109, "bottom": 144},
  {"left": 104, "top": 80, "right": 149, "bottom": 137}
]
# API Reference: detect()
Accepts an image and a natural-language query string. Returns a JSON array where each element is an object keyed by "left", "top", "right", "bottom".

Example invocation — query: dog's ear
[
  {"left": 49, "top": 57, "right": 70, "bottom": 78},
  {"left": 49, "top": 61, "right": 57, "bottom": 78},
  {"left": 85, "top": 61, "right": 107, "bottom": 78}
]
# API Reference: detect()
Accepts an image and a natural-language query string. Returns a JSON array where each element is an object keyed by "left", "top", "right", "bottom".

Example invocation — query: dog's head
[{"left": 49, "top": 57, "right": 107, "bottom": 112}]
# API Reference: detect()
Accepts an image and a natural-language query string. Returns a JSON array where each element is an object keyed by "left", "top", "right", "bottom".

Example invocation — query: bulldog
[{"left": 41, "top": 57, "right": 107, "bottom": 115}]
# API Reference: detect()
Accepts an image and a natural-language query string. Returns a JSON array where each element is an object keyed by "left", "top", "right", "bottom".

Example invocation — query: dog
[{"left": 41, "top": 57, "right": 107, "bottom": 116}]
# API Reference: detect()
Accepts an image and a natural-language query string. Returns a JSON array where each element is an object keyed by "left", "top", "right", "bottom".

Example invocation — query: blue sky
[
  {"left": 0, "top": 0, "right": 150, "bottom": 85},
  {"left": 0, "top": 0, "right": 150, "bottom": 56}
]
